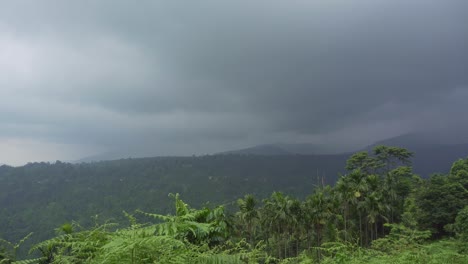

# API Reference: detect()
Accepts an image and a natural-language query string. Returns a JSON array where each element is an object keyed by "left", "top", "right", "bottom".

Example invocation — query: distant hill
[
  {"left": 366, "top": 133, "right": 468, "bottom": 176},
  {"left": 216, "top": 133, "right": 468, "bottom": 176},
  {"left": 77, "top": 133, "right": 468, "bottom": 176},
  {"left": 277, "top": 143, "right": 353, "bottom": 155},
  {"left": 365, "top": 133, "right": 443, "bottom": 150},
  {"left": 76, "top": 151, "right": 137, "bottom": 163},
  {"left": 217, "top": 144, "right": 293, "bottom": 155},
  {"left": 217, "top": 143, "right": 353, "bottom": 156}
]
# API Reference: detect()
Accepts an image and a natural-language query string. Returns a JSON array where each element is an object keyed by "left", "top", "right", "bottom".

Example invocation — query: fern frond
[{"left": 12, "top": 257, "right": 45, "bottom": 264}]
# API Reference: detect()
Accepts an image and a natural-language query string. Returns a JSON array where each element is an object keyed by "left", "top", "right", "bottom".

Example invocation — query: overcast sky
[{"left": 1, "top": 0, "right": 467, "bottom": 165}]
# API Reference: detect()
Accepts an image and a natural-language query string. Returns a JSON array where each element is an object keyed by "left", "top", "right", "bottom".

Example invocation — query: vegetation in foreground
[
  {"left": 1, "top": 146, "right": 467, "bottom": 263},
  {"left": 0, "top": 154, "right": 349, "bottom": 250}
]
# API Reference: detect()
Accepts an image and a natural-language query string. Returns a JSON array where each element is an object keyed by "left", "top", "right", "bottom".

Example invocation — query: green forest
[{"left": 1, "top": 146, "right": 468, "bottom": 263}]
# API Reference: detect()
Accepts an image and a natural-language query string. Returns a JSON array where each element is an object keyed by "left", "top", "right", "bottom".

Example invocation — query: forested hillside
[
  {"left": 1, "top": 144, "right": 468, "bottom": 257},
  {"left": 1, "top": 146, "right": 467, "bottom": 263},
  {"left": 1, "top": 142, "right": 467, "bottom": 249}
]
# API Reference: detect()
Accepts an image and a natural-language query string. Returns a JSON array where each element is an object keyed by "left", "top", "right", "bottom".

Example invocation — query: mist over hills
[
  {"left": 213, "top": 132, "right": 468, "bottom": 177},
  {"left": 56, "top": 134, "right": 468, "bottom": 176},
  {"left": 365, "top": 133, "right": 446, "bottom": 150},
  {"left": 366, "top": 133, "right": 468, "bottom": 176},
  {"left": 216, "top": 132, "right": 468, "bottom": 157},
  {"left": 216, "top": 144, "right": 294, "bottom": 156},
  {"left": 72, "top": 133, "right": 423, "bottom": 162},
  {"left": 216, "top": 143, "right": 351, "bottom": 156},
  {"left": 3, "top": 133, "right": 468, "bottom": 175}
]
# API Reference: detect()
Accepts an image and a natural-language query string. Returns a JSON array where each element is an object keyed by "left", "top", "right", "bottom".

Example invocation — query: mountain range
[
  {"left": 76, "top": 133, "right": 438, "bottom": 162},
  {"left": 217, "top": 143, "right": 353, "bottom": 156}
]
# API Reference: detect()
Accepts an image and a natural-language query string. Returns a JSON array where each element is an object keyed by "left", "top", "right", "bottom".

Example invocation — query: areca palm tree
[
  {"left": 365, "top": 174, "right": 388, "bottom": 241},
  {"left": 335, "top": 170, "right": 369, "bottom": 243},
  {"left": 287, "top": 197, "right": 303, "bottom": 257},
  {"left": 261, "top": 192, "right": 287, "bottom": 258},
  {"left": 335, "top": 176, "right": 353, "bottom": 242},
  {"left": 305, "top": 186, "right": 335, "bottom": 246},
  {"left": 261, "top": 192, "right": 301, "bottom": 259},
  {"left": 236, "top": 194, "right": 259, "bottom": 245},
  {"left": 304, "top": 185, "right": 337, "bottom": 261},
  {"left": 363, "top": 191, "right": 388, "bottom": 242},
  {"left": 383, "top": 166, "right": 414, "bottom": 224}
]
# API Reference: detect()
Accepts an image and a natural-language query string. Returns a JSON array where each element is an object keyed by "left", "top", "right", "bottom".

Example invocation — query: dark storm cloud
[{"left": 1, "top": 0, "right": 467, "bottom": 164}]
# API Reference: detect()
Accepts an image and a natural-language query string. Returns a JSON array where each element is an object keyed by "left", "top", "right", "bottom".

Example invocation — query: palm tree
[
  {"left": 335, "top": 170, "right": 369, "bottom": 243},
  {"left": 383, "top": 166, "right": 414, "bottom": 224},
  {"left": 304, "top": 186, "right": 336, "bottom": 261},
  {"left": 363, "top": 193, "right": 379, "bottom": 241},
  {"left": 236, "top": 194, "right": 259, "bottom": 245},
  {"left": 335, "top": 176, "right": 353, "bottom": 242},
  {"left": 383, "top": 170, "right": 398, "bottom": 224},
  {"left": 349, "top": 170, "right": 370, "bottom": 246},
  {"left": 305, "top": 187, "right": 332, "bottom": 245},
  {"left": 362, "top": 188, "right": 388, "bottom": 242},
  {"left": 261, "top": 192, "right": 298, "bottom": 259}
]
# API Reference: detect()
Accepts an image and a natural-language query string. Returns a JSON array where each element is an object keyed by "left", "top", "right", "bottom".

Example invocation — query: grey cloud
[{"left": 0, "top": 0, "right": 467, "bottom": 164}]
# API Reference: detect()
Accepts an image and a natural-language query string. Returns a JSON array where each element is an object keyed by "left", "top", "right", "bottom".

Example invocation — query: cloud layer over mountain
[{"left": 1, "top": 0, "right": 467, "bottom": 165}]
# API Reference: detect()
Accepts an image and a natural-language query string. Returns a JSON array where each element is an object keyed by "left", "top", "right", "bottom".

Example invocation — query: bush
[
  {"left": 371, "top": 224, "right": 430, "bottom": 253},
  {"left": 452, "top": 206, "right": 468, "bottom": 253}
]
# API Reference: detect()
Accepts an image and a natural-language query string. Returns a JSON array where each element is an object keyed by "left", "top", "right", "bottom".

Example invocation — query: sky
[{"left": 1, "top": 0, "right": 467, "bottom": 165}]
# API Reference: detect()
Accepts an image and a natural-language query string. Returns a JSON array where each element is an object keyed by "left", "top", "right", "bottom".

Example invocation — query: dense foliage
[
  {"left": 0, "top": 155, "right": 348, "bottom": 253},
  {"left": 1, "top": 146, "right": 468, "bottom": 263}
]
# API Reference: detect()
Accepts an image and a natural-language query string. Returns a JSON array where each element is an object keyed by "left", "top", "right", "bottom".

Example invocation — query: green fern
[
  {"left": 0, "top": 233, "right": 34, "bottom": 263},
  {"left": 11, "top": 257, "right": 45, "bottom": 264}
]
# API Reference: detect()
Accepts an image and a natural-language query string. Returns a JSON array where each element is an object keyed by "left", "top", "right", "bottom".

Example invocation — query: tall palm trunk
[
  {"left": 343, "top": 203, "right": 348, "bottom": 242},
  {"left": 277, "top": 225, "right": 281, "bottom": 258},
  {"left": 316, "top": 225, "right": 322, "bottom": 262},
  {"left": 365, "top": 222, "right": 369, "bottom": 245},
  {"left": 375, "top": 222, "right": 378, "bottom": 240},
  {"left": 359, "top": 211, "right": 363, "bottom": 247}
]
